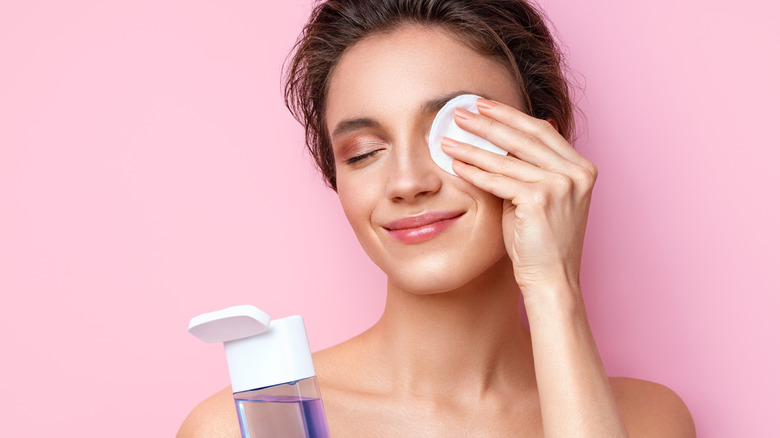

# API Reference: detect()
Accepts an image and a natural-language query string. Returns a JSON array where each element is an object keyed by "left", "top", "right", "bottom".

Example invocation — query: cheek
[
  {"left": 471, "top": 188, "right": 506, "bottom": 246},
  {"left": 336, "top": 172, "right": 380, "bottom": 231},
  {"left": 459, "top": 179, "right": 504, "bottom": 218},
  {"left": 336, "top": 173, "right": 391, "bottom": 268}
]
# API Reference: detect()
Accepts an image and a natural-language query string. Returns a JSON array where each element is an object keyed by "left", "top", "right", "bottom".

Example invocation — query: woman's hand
[
  {"left": 443, "top": 98, "right": 631, "bottom": 438},
  {"left": 441, "top": 98, "right": 598, "bottom": 298}
]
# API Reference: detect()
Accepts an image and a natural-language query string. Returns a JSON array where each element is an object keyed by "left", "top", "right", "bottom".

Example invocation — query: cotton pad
[{"left": 428, "top": 94, "right": 508, "bottom": 175}]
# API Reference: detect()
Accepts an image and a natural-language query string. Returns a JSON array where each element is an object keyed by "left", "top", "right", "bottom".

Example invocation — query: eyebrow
[
  {"left": 331, "top": 118, "right": 379, "bottom": 139},
  {"left": 419, "top": 89, "right": 479, "bottom": 114},
  {"left": 330, "top": 89, "right": 483, "bottom": 139}
]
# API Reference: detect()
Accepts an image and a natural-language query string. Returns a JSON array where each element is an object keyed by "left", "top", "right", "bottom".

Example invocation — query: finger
[
  {"left": 451, "top": 158, "right": 531, "bottom": 204},
  {"left": 453, "top": 107, "right": 580, "bottom": 176},
  {"left": 474, "top": 98, "right": 597, "bottom": 174},
  {"left": 441, "top": 136, "right": 549, "bottom": 183}
]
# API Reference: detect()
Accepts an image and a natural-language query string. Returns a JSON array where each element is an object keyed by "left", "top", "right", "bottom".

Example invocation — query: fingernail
[
  {"left": 454, "top": 107, "right": 476, "bottom": 120},
  {"left": 440, "top": 137, "right": 458, "bottom": 149},
  {"left": 476, "top": 98, "right": 497, "bottom": 110}
]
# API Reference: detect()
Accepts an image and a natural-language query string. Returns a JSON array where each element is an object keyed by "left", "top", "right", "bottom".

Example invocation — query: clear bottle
[{"left": 188, "top": 305, "right": 331, "bottom": 438}]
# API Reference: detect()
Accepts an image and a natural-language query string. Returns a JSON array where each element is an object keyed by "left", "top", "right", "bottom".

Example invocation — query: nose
[{"left": 385, "top": 138, "right": 443, "bottom": 203}]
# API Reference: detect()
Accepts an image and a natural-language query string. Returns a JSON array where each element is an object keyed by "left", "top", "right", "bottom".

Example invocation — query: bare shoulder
[
  {"left": 176, "top": 386, "right": 240, "bottom": 438},
  {"left": 609, "top": 376, "right": 696, "bottom": 438},
  {"left": 312, "top": 334, "right": 374, "bottom": 390}
]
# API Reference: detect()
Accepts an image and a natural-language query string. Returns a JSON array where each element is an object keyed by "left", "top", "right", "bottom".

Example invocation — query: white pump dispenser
[{"left": 189, "top": 305, "right": 330, "bottom": 438}]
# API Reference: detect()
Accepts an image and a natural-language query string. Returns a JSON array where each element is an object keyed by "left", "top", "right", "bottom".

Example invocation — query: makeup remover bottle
[{"left": 188, "top": 305, "right": 331, "bottom": 438}]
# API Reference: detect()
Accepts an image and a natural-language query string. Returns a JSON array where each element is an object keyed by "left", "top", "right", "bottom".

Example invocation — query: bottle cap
[
  {"left": 188, "top": 305, "right": 316, "bottom": 393},
  {"left": 428, "top": 94, "right": 509, "bottom": 175}
]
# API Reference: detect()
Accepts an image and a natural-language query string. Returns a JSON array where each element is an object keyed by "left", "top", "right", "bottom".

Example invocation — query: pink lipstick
[{"left": 384, "top": 211, "right": 464, "bottom": 244}]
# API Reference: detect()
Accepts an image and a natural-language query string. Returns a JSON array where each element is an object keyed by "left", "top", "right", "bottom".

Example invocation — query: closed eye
[{"left": 346, "top": 149, "right": 381, "bottom": 165}]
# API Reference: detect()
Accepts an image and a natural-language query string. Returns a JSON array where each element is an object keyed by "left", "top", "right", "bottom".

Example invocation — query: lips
[{"left": 384, "top": 211, "right": 465, "bottom": 244}]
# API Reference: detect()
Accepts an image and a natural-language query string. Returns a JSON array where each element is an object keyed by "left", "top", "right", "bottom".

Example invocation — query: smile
[{"left": 384, "top": 211, "right": 465, "bottom": 244}]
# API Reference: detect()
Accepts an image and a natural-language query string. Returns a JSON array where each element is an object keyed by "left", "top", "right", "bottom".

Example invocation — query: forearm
[{"left": 523, "top": 284, "right": 628, "bottom": 438}]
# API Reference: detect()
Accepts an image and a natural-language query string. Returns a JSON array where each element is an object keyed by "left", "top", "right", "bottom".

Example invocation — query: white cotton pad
[{"left": 428, "top": 94, "right": 508, "bottom": 175}]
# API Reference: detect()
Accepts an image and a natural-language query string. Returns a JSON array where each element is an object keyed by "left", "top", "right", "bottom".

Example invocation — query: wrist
[{"left": 521, "top": 281, "right": 585, "bottom": 316}]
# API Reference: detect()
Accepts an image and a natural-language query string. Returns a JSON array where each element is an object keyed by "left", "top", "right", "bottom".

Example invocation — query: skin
[{"left": 178, "top": 25, "right": 696, "bottom": 437}]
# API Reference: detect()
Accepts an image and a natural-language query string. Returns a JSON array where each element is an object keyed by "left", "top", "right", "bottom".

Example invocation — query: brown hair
[{"left": 284, "top": 0, "right": 576, "bottom": 190}]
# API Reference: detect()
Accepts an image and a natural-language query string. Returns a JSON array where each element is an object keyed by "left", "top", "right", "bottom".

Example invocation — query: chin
[
  {"left": 389, "top": 269, "right": 470, "bottom": 295},
  {"left": 384, "top": 250, "right": 508, "bottom": 295}
]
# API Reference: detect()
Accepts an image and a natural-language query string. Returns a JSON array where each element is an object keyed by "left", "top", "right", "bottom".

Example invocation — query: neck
[{"left": 364, "top": 255, "right": 536, "bottom": 403}]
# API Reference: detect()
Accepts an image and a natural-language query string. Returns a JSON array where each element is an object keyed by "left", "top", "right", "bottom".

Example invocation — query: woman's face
[{"left": 325, "top": 25, "right": 523, "bottom": 294}]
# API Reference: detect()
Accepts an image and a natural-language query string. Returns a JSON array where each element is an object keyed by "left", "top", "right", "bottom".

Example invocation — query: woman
[{"left": 178, "top": 0, "right": 696, "bottom": 436}]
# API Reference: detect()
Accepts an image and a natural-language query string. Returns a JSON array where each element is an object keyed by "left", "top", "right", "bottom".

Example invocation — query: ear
[{"left": 546, "top": 118, "right": 559, "bottom": 131}]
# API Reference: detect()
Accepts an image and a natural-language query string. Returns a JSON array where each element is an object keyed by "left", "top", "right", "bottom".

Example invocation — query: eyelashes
[
  {"left": 346, "top": 149, "right": 381, "bottom": 165},
  {"left": 341, "top": 136, "right": 386, "bottom": 165},
  {"left": 340, "top": 126, "right": 431, "bottom": 166}
]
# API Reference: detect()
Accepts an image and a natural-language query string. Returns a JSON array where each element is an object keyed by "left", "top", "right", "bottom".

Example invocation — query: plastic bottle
[{"left": 188, "top": 305, "right": 331, "bottom": 438}]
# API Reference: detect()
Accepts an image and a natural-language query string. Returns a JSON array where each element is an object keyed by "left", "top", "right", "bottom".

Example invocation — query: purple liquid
[{"left": 235, "top": 395, "right": 330, "bottom": 438}]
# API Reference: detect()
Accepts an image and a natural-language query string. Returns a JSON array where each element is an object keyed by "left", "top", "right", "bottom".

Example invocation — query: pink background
[{"left": 1, "top": 0, "right": 777, "bottom": 436}]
